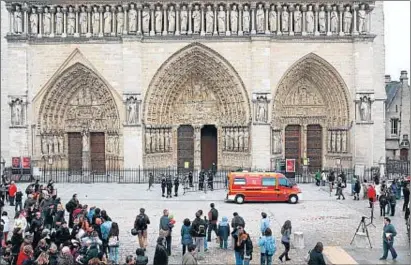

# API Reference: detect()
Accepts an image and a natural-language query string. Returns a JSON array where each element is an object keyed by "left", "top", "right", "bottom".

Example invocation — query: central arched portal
[{"left": 143, "top": 43, "right": 251, "bottom": 170}]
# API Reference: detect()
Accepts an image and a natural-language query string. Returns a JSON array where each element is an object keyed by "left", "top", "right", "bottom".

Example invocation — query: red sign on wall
[
  {"left": 22, "top": 157, "right": 31, "bottom": 169},
  {"left": 12, "top": 157, "right": 21, "bottom": 168},
  {"left": 286, "top": 159, "right": 296, "bottom": 173}
]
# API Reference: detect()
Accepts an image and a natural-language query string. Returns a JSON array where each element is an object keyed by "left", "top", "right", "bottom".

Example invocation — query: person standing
[
  {"left": 65, "top": 193, "right": 79, "bottom": 228},
  {"left": 403, "top": 184, "right": 410, "bottom": 212},
  {"left": 379, "top": 192, "right": 388, "bottom": 216},
  {"left": 153, "top": 236, "right": 169, "bottom": 265},
  {"left": 353, "top": 179, "right": 361, "bottom": 200},
  {"left": 362, "top": 180, "right": 368, "bottom": 200},
  {"left": 182, "top": 244, "right": 198, "bottom": 265},
  {"left": 107, "top": 222, "right": 120, "bottom": 265},
  {"left": 278, "top": 220, "right": 292, "bottom": 262},
  {"left": 159, "top": 209, "right": 172, "bottom": 256},
  {"left": 380, "top": 217, "right": 397, "bottom": 260},
  {"left": 8, "top": 181, "right": 17, "bottom": 206},
  {"left": 15, "top": 189, "right": 23, "bottom": 212},
  {"left": 166, "top": 176, "right": 173, "bottom": 198},
  {"left": 336, "top": 177, "right": 345, "bottom": 200},
  {"left": 174, "top": 176, "right": 180, "bottom": 197},
  {"left": 135, "top": 208, "right": 150, "bottom": 250},
  {"left": 367, "top": 184, "right": 376, "bottom": 208},
  {"left": 258, "top": 228, "right": 276, "bottom": 265},
  {"left": 389, "top": 190, "right": 397, "bottom": 216},
  {"left": 161, "top": 176, "right": 166, "bottom": 197},
  {"left": 188, "top": 171, "right": 194, "bottom": 188},
  {"left": 181, "top": 218, "right": 193, "bottom": 255},
  {"left": 307, "top": 242, "right": 326, "bottom": 265},
  {"left": 148, "top": 173, "right": 154, "bottom": 191},
  {"left": 199, "top": 170, "right": 205, "bottom": 191},
  {"left": 190, "top": 211, "right": 207, "bottom": 260},
  {"left": 260, "top": 212, "right": 270, "bottom": 236},
  {"left": 314, "top": 170, "right": 321, "bottom": 186},
  {"left": 375, "top": 181, "right": 381, "bottom": 200},
  {"left": 232, "top": 226, "right": 253, "bottom": 265},
  {"left": 207, "top": 203, "right": 218, "bottom": 242},
  {"left": 218, "top": 216, "right": 230, "bottom": 249}
]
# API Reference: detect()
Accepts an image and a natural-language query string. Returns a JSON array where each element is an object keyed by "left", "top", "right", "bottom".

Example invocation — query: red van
[{"left": 225, "top": 172, "right": 302, "bottom": 204}]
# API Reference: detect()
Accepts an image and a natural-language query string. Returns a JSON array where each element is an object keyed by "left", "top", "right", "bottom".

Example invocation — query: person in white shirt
[
  {"left": 375, "top": 182, "right": 382, "bottom": 200},
  {"left": 13, "top": 210, "right": 27, "bottom": 232},
  {"left": 1, "top": 211, "right": 9, "bottom": 242}
]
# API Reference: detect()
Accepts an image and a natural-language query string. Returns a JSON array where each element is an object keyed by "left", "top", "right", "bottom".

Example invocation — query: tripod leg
[
  {"left": 364, "top": 226, "right": 373, "bottom": 249},
  {"left": 350, "top": 221, "right": 363, "bottom": 245}
]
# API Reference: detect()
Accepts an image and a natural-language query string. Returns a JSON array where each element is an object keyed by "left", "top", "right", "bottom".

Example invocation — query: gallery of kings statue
[{"left": 0, "top": 0, "right": 386, "bottom": 174}]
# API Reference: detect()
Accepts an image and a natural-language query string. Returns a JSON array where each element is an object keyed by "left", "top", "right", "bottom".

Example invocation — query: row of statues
[
  {"left": 7, "top": 2, "right": 372, "bottom": 37},
  {"left": 145, "top": 128, "right": 172, "bottom": 153},
  {"left": 328, "top": 130, "right": 348, "bottom": 153},
  {"left": 223, "top": 127, "right": 249, "bottom": 152},
  {"left": 41, "top": 134, "right": 64, "bottom": 155}
]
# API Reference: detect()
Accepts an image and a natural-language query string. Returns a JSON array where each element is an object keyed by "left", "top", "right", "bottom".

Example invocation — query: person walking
[
  {"left": 389, "top": 190, "right": 397, "bottom": 216},
  {"left": 207, "top": 203, "right": 218, "bottom": 242},
  {"left": 166, "top": 176, "right": 173, "bottom": 198},
  {"left": 278, "top": 220, "right": 292, "bottom": 262},
  {"left": 190, "top": 210, "right": 207, "bottom": 260},
  {"left": 260, "top": 212, "right": 270, "bottom": 236},
  {"left": 135, "top": 208, "right": 150, "bottom": 250},
  {"left": 159, "top": 209, "right": 172, "bottom": 256},
  {"left": 380, "top": 217, "right": 397, "bottom": 260},
  {"left": 231, "top": 212, "right": 245, "bottom": 249},
  {"left": 181, "top": 218, "right": 193, "bottom": 255},
  {"left": 232, "top": 226, "right": 253, "bottom": 265},
  {"left": 403, "top": 184, "right": 410, "bottom": 212},
  {"left": 367, "top": 184, "right": 376, "bottom": 208},
  {"left": 362, "top": 180, "right": 368, "bottom": 200},
  {"left": 15, "top": 189, "right": 23, "bottom": 212},
  {"left": 307, "top": 242, "right": 326, "bottom": 265},
  {"left": 258, "top": 228, "right": 276, "bottom": 265},
  {"left": 147, "top": 173, "right": 154, "bottom": 191},
  {"left": 218, "top": 216, "right": 230, "bottom": 249},
  {"left": 336, "top": 177, "right": 345, "bottom": 200},
  {"left": 379, "top": 192, "right": 388, "bottom": 216},
  {"left": 182, "top": 244, "right": 198, "bottom": 265}
]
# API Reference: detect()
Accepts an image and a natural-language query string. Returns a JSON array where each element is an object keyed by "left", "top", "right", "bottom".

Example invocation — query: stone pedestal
[
  {"left": 82, "top": 151, "right": 90, "bottom": 169},
  {"left": 353, "top": 232, "right": 370, "bottom": 248},
  {"left": 293, "top": 232, "right": 305, "bottom": 249}
]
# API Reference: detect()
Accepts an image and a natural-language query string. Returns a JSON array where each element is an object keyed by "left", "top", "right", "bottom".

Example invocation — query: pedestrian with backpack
[
  {"left": 181, "top": 218, "right": 193, "bottom": 255},
  {"left": 207, "top": 203, "right": 218, "bottom": 242},
  {"left": 134, "top": 208, "right": 150, "bottom": 250},
  {"left": 258, "top": 228, "right": 276, "bottom": 265},
  {"left": 190, "top": 210, "right": 207, "bottom": 260},
  {"left": 217, "top": 216, "right": 230, "bottom": 249}
]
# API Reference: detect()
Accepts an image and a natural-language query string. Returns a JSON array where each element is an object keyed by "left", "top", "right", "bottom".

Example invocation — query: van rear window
[{"left": 234, "top": 178, "right": 246, "bottom": 185}]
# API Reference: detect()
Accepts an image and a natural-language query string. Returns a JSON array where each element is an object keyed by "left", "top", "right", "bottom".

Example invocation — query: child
[
  {"left": 181, "top": 218, "right": 193, "bottom": 255},
  {"left": 168, "top": 214, "right": 176, "bottom": 231},
  {"left": 258, "top": 228, "right": 276, "bottom": 265},
  {"left": 218, "top": 216, "right": 230, "bottom": 249},
  {"left": 135, "top": 248, "right": 148, "bottom": 265}
]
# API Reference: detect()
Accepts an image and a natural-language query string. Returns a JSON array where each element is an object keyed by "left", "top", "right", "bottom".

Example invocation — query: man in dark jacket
[
  {"left": 161, "top": 176, "right": 166, "bottom": 197},
  {"left": 379, "top": 193, "right": 388, "bottom": 216},
  {"left": 190, "top": 210, "right": 207, "bottom": 259},
  {"left": 159, "top": 209, "right": 172, "bottom": 255},
  {"left": 65, "top": 194, "right": 79, "bottom": 228},
  {"left": 353, "top": 179, "right": 361, "bottom": 200},
  {"left": 153, "top": 237, "right": 168, "bottom": 265},
  {"left": 207, "top": 203, "right": 218, "bottom": 242},
  {"left": 308, "top": 242, "right": 326, "bottom": 265},
  {"left": 199, "top": 170, "right": 205, "bottom": 191},
  {"left": 380, "top": 217, "right": 397, "bottom": 260},
  {"left": 188, "top": 171, "right": 194, "bottom": 188},
  {"left": 134, "top": 208, "right": 150, "bottom": 250},
  {"left": 403, "top": 184, "right": 410, "bottom": 212},
  {"left": 174, "top": 176, "right": 179, "bottom": 197},
  {"left": 232, "top": 226, "right": 253, "bottom": 264}
]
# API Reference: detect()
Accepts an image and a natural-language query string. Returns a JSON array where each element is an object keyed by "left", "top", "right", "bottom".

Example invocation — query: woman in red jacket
[
  {"left": 16, "top": 244, "right": 33, "bottom": 265},
  {"left": 8, "top": 181, "right": 17, "bottom": 206},
  {"left": 368, "top": 184, "right": 377, "bottom": 209}
]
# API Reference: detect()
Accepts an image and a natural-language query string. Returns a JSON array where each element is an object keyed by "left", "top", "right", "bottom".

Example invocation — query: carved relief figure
[
  {"left": 192, "top": 5, "right": 201, "bottom": 33},
  {"left": 129, "top": 4, "right": 137, "bottom": 33},
  {"left": 127, "top": 97, "right": 138, "bottom": 124},
  {"left": 318, "top": 6, "right": 326, "bottom": 33},
  {"left": 152, "top": 129, "right": 158, "bottom": 152},
  {"left": 117, "top": 6, "right": 124, "bottom": 34},
  {"left": 104, "top": 6, "right": 112, "bottom": 34},
  {"left": 358, "top": 4, "right": 367, "bottom": 33},
  {"left": 165, "top": 130, "right": 171, "bottom": 151},
  {"left": 256, "top": 99, "right": 267, "bottom": 122},
  {"left": 330, "top": 6, "right": 338, "bottom": 33},
  {"left": 343, "top": 6, "right": 352, "bottom": 33},
  {"left": 226, "top": 129, "right": 232, "bottom": 150},
  {"left": 180, "top": 5, "right": 188, "bottom": 32},
  {"left": 42, "top": 136, "right": 48, "bottom": 155},
  {"left": 158, "top": 129, "right": 164, "bottom": 152},
  {"left": 256, "top": 3, "right": 264, "bottom": 33},
  {"left": 30, "top": 8, "right": 38, "bottom": 34},
  {"left": 43, "top": 7, "right": 51, "bottom": 35},
  {"left": 14, "top": 5, "right": 23, "bottom": 34},
  {"left": 281, "top": 6, "right": 289, "bottom": 32},
  {"left": 79, "top": 6, "right": 88, "bottom": 34},
  {"left": 168, "top": 6, "right": 176, "bottom": 32},
  {"left": 243, "top": 5, "right": 250, "bottom": 33},
  {"left": 217, "top": 5, "right": 226, "bottom": 33},
  {"left": 55, "top": 7, "right": 64, "bottom": 35},
  {"left": 205, "top": 5, "right": 214, "bottom": 33},
  {"left": 82, "top": 131, "right": 89, "bottom": 152},
  {"left": 53, "top": 135, "right": 59, "bottom": 154},
  {"left": 58, "top": 135, "right": 64, "bottom": 154},
  {"left": 359, "top": 96, "right": 371, "bottom": 121},
  {"left": 142, "top": 6, "right": 150, "bottom": 33},
  {"left": 272, "top": 130, "right": 282, "bottom": 154},
  {"left": 238, "top": 129, "right": 244, "bottom": 151},
  {"left": 269, "top": 5, "right": 277, "bottom": 32},
  {"left": 12, "top": 100, "right": 23, "bottom": 126},
  {"left": 306, "top": 5, "right": 314, "bottom": 33},
  {"left": 145, "top": 130, "right": 151, "bottom": 152},
  {"left": 67, "top": 7, "right": 75, "bottom": 35},
  {"left": 155, "top": 6, "right": 162, "bottom": 33},
  {"left": 233, "top": 128, "right": 239, "bottom": 150},
  {"left": 294, "top": 5, "right": 302, "bottom": 33},
  {"left": 92, "top": 6, "right": 100, "bottom": 35},
  {"left": 230, "top": 5, "right": 238, "bottom": 33},
  {"left": 243, "top": 129, "right": 249, "bottom": 151}
]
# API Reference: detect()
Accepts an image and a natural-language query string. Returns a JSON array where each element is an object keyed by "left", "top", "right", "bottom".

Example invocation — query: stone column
[
  {"left": 188, "top": 4, "right": 192, "bottom": 34},
  {"left": 213, "top": 3, "right": 218, "bottom": 35},
  {"left": 193, "top": 125, "right": 202, "bottom": 171},
  {"left": 238, "top": 5, "right": 243, "bottom": 35},
  {"left": 23, "top": 4, "right": 29, "bottom": 35},
  {"left": 86, "top": 5, "right": 92, "bottom": 37},
  {"left": 288, "top": 5, "right": 294, "bottom": 35},
  {"left": 301, "top": 4, "right": 307, "bottom": 36},
  {"left": 200, "top": 4, "right": 205, "bottom": 36},
  {"left": 265, "top": 3, "right": 270, "bottom": 34},
  {"left": 314, "top": 4, "right": 319, "bottom": 36},
  {"left": 250, "top": 3, "right": 256, "bottom": 35},
  {"left": 367, "top": 4, "right": 374, "bottom": 34},
  {"left": 137, "top": 4, "right": 142, "bottom": 35},
  {"left": 6, "top": 4, "right": 13, "bottom": 35},
  {"left": 62, "top": 6, "right": 67, "bottom": 37},
  {"left": 353, "top": 4, "right": 358, "bottom": 35},
  {"left": 50, "top": 6, "right": 55, "bottom": 37},
  {"left": 38, "top": 6, "right": 43, "bottom": 38},
  {"left": 162, "top": 4, "right": 168, "bottom": 35},
  {"left": 150, "top": 4, "right": 155, "bottom": 36},
  {"left": 123, "top": 4, "right": 128, "bottom": 35},
  {"left": 111, "top": 5, "right": 116, "bottom": 36},
  {"left": 175, "top": 4, "right": 180, "bottom": 35},
  {"left": 338, "top": 4, "right": 344, "bottom": 36},
  {"left": 226, "top": 4, "right": 230, "bottom": 36},
  {"left": 326, "top": 4, "right": 332, "bottom": 36},
  {"left": 98, "top": 6, "right": 104, "bottom": 37},
  {"left": 73, "top": 5, "right": 79, "bottom": 37},
  {"left": 276, "top": 4, "right": 282, "bottom": 36},
  {"left": 82, "top": 131, "right": 91, "bottom": 170}
]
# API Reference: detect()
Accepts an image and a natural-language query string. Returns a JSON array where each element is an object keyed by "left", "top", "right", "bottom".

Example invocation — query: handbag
[
  {"left": 159, "top": 228, "right": 170, "bottom": 237},
  {"left": 243, "top": 239, "right": 251, "bottom": 260},
  {"left": 108, "top": 236, "right": 119, "bottom": 247}
]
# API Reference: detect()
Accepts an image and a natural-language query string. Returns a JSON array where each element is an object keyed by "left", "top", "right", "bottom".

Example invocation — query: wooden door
[
  {"left": 90, "top": 132, "right": 106, "bottom": 174},
  {"left": 307, "top": 124, "right": 323, "bottom": 172},
  {"left": 400, "top": 148, "right": 409, "bottom": 161},
  {"left": 201, "top": 125, "right": 217, "bottom": 170},
  {"left": 68, "top": 133, "right": 82, "bottom": 172},
  {"left": 177, "top": 125, "right": 194, "bottom": 173},
  {"left": 285, "top": 125, "right": 301, "bottom": 171}
]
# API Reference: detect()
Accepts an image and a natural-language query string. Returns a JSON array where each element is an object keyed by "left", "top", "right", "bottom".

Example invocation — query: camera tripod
[{"left": 350, "top": 216, "right": 373, "bottom": 248}]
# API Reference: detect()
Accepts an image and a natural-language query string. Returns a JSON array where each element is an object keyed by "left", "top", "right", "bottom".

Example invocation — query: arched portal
[
  {"left": 37, "top": 63, "right": 121, "bottom": 172},
  {"left": 143, "top": 43, "right": 251, "bottom": 170},
  {"left": 272, "top": 53, "right": 351, "bottom": 171}
]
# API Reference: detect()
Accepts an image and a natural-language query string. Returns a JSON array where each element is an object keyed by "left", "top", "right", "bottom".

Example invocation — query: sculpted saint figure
[
  {"left": 43, "top": 7, "right": 51, "bottom": 35},
  {"left": 243, "top": 129, "right": 249, "bottom": 150},
  {"left": 104, "top": 6, "right": 112, "bottom": 35},
  {"left": 142, "top": 6, "right": 150, "bottom": 34},
  {"left": 155, "top": 6, "right": 162, "bottom": 33},
  {"left": 82, "top": 132, "right": 89, "bottom": 152},
  {"left": 180, "top": 5, "right": 188, "bottom": 32},
  {"left": 67, "top": 7, "right": 76, "bottom": 35},
  {"left": 226, "top": 129, "right": 232, "bottom": 150},
  {"left": 205, "top": 5, "right": 214, "bottom": 33},
  {"left": 58, "top": 135, "right": 64, "bottom": 154},
  {"left": 30, "top": 8, "right": 38, "bottom": 34},
  {"left": 233, "top": 129, "right": 239, "bottom": 150},
  {"left": 192, "top": 5, "right": 201, "bottom": 33},
  {"left": 281, "top": 6, "right": 289, "bottom": 32},
  {"left": 330, "top": 6, "right": 338, "bottom": 33},
  {"left": 242, "top": 5, "right": 250, "bottom": 33},
  {"left": 128, "top": 4, "right": 137, "bottom": 33},
  {"left": 217, "top": 5, "right": 225, "bottom": 33},
  {"left": 168, "top": 6, "right": 176, "bottom": 32},
  {"left": 14, "top": 5, "right": 23, "bottom": 34},
  {"left": 92, "top": 6, "right": 100, "bottom": 35},
  {"left": 294, "top": 5, "right": 302, "bottom": 33},
  {"left": 256, "top": 4, "right": 264, "bottom": 33},
  {"left": 359, "top": 96, "right": 370, "bottom": 121},
  {"left": 358, "top": 4, "right": 366, "bottom": 33},
  {"left": 269, "top": 5, "right": 277, "bottom": 32},
  {"left": 55, "top": 7, "right": 64, "bottom": 35},
  {"left": 117, "top": 6, "right": 124, "bottom": 34},
  {"left": 13, "top": 102, "right": 22, "bottom": 125},
  {"left": 230, "top": 5, "right": 238, "bottom": 33},
  {"left": 343, "top": 6, "right": 352, "bottom": 33},
  {"left": 127, "top": 98, "right": 138, "bottom": 124},
  {"left": 42, "top": 136, "right": 48, "bottom": 155},
  {"left": 79, "top": 6, "right": 88, "bottom": 34},
  {"left": 306, "top": 5, "right": 314, "bottom": 33},
  {"left": 318, "top": 6, "right": 326, "bottom": 33},
  {"left": 145, "top": 131, "right": 151, "bottom": 152}
]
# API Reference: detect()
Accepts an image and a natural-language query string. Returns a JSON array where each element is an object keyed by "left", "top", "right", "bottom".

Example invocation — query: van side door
[{"left": 262, "top": 177, "right": 277, "bottom": 201}]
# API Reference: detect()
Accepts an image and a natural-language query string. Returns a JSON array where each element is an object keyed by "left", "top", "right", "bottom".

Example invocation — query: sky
[{"left": 384, "top": 1, "right": 410, "bottom": 80}]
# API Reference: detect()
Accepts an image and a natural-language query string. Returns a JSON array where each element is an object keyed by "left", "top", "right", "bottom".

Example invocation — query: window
[
  {"left": 234, "top": 178, "right": 246, "bottom": 185},
  {"left": 279, "top": 178, "right": 289, "bottom": 187},
  {"left": 262, "top": 178, "right": 276, "bottom": 186},
  {"left": 391, "top": 119, "right": 399, "bottom": 135}
]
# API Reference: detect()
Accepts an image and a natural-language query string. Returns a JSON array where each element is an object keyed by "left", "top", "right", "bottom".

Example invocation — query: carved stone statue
[
  {"left": 92, "top": 6, "right": 100, "bottom": 35},
  {"left": 12, "top": 101, "right": 22, "bottom": 125},
  {"left": 142, "top": 6, "right": 150, "bottom": 34},
  {"left": 30, "top": 8, "right": 38, "bottom": 34},
  {"left": 55, "top": 7, "right": 64, "bottom": 35},
  {"left": 79, "top": 6, "right": 88, "bottom": 35},
  {"left": 113, "top": 136, "right": 119, "bottom": 154},
  {"left": 43, "top": 7, "right": 51, "bottom": 35},
  {"left": 127, "top": 98, "right": 138, "bottom": 124},
  {"left": 192, "top": 5, "right": 201, "bottom": 33},
  {"left": 158, "top": 129, "right": 164, "bottom": 152},
  {"left": 58, "top": 135, "right": 64, "bottom": 154},
  {"left": 359, "top": 96, "right": 371, "bottom": 121},
  {"left": 272, "top": 130, "right": 282, "bottom": 154},
  {"left": 256, "top": 100, "right": 267, "bottom": 122},
  {"left": 67, "top": 6, "right": 75, "bottom": 35},
  {"left": 155, "top": 5, "right": 162, "bottom": 33},
  {"left": 318, "top": 6, "right": 326, "bottom": 33},
  {"left": 180, "top": 5, "right": 188, "bottom": 32},
  {"left": 151, "top": 130, "right": 157, "bottom": 152},
  {"left": 294, "top": 5, "right": 302, "bottom": 33},
  {"left": 145, "top": 130, "right": 151, "bottom": 152},
  {"left": 243, "top": 5, "right": 250, "bottom": 33},
  {"left": 117, "top": 6, "right": 124, "bottom": 34},
  {"left": 256, "top": 3, "right": 264, "bottom": 33},
  {"left": 205, "top": 5, "right": 214, "bottom": 33},
  {"left": 14, "top": 5, "right": 23, "bottom": 34},
  {"left": 330, "top": 6, "right": 338, "bottom": 33},
  {"left": 343, "top": 6, "right": 352, "bottom": 33},
  {"left": 217, "top": 5, "right": 226, "bottom": 33},
  {"left": 231, "top": 5, "right": 238, "bottom": 33},
  {"left": 233, "top": 128, "right": 239, "bottom": 151},
  {"left": 82, "top": 131, "right": 89, "bottom": 152},
  {"left": 358, "top": 4, "right": 367, "bottom": 33},
  {"left": 243, "top": 129, "right": 249, "bottom": 151},
  {"left": 281, "top": 6, "right": 289, "bottom": 32},
  {"left": 42, "top": 136, "right": 48, "bottom": 154},
  {"left": 168, "top": 6, "right": 176, "bottom": 32},
  {"left": 238, "top": 129, "right": 244, "bottom": 151},
  {"left": 306, "top": 5, "right": 314, "bottom": 33},
  {"left": 104, "top": 6, "right": 112, "bottom": 35},
  {"left": 129, "top": 4, "right": 137, "bottom": 33},
  {"left": 226, "top": 129, "right": 232, "bottom": 150},
  {"left": 165, "top": 130, "right": 171, "bottom": 151},
  {"left": 269, "top": 5, "right": 277, "bottom": 32},
  {"left": 53, "top": 135, "right": 59, "bottom": 154}
]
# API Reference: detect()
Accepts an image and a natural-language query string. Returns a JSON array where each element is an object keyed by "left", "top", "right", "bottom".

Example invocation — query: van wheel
[
  {"left": 288, "top": 195, "right": 298, "bottom": 204},
  {"left": 235, "top": 195, "right": 245, "bottom": 204}
]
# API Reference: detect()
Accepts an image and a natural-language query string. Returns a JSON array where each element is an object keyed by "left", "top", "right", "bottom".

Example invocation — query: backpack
[
  {"left": 136, "top": 214, "right": 147, "bottom": 230},
  {"left": 211, "top": 209, "right": 218, "bottom": 221},
  {"left": 65, "top": 201, "right": 74, "bottom": 212},
  {"left": 265, "top": 237, "right": 276, "bottom": 256},
  {"left": 197, "top": 223, "right": 206, "bottom": 235}
]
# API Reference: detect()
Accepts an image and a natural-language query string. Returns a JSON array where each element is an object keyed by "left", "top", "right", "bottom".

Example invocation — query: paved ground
[{"left": 5, "top": 182, "right": 410, "bottom": 264}]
